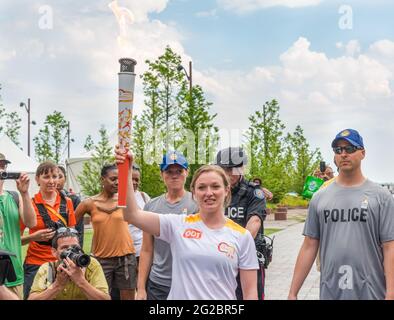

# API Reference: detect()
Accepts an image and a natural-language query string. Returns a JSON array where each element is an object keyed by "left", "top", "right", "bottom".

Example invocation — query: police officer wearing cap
[{"left": 215, "top": 147, "right": 267, "bottom": 300}]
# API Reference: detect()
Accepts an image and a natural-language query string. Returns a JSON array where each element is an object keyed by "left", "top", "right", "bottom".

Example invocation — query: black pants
[
  {"left": 23, "top": 263, "right": 41, "bottom": 300},
  {"left": 236, "top": 264, "right": 265, "bottom": 300}
]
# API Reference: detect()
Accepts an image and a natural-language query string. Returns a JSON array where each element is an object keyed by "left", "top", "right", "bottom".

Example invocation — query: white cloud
[
  {"left": 196, "top": 9, "right": 218, "bottom": 18},
  {"left": 195, "top": 37, "right": 394, "bottom": 181},
  {"left": 0, "top": 0, "right": 189, "bottom": 158},
  {"left": 218, "top": 0, "right": 322, "bottom": 13},
  {"left": 336, "top": 40, "right": 361, "bottom": 57},
  {"left": 369, "top": 39, "right": 394, "bottom": 58},
  {"left": 345, "top": 40, "right": 361, "bottom": 57}
]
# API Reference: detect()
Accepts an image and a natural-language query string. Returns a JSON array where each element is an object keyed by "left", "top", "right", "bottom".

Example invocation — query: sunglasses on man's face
[
  {"left": 333, "top": 145, "right": 363, "bottom": 154},
  {"left": 56, "top": 227, "right": 79, "bottom": 235}
]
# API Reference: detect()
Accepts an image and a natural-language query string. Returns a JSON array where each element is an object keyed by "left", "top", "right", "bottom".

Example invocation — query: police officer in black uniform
[{"left": 215, "top": 147, "right": 267, "bottom": 300}]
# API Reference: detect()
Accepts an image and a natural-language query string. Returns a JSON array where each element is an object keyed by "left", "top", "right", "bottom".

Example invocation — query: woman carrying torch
[{"left": 115, "top": 147, "right": 259, "bottom": 300}]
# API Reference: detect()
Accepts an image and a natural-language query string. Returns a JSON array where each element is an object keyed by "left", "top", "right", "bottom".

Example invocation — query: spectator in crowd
[
  {"left": 116, "top": 147, "right": 259, "bottom": 300},
  {"left": 28, "top": 227, "right": 110, "bottom": 300},
  {"left": 289, "top": 129, "right": 394, "bottom": 300},
  {"left": 0, "top": 153, "right": 36, "bottom": 299},
  {"left": 75, "top": 164, "right": 137, "bottom": 300},
  {"left": 21, "top": 161, "right": 76, "bottom": 299},
  {"left": 312, "top": 165, "right": 335, "bottom": 183},
  {"left": 137, "top": 151, "right": 198, "bottom": 300},
  {"left": 57, "top": 165, "right": 84, "bottom": 247}
]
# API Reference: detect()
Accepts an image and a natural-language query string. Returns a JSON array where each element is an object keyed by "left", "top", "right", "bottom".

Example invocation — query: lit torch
[{"left": 117, "top": 58, "right": 137, "bottom": 207}]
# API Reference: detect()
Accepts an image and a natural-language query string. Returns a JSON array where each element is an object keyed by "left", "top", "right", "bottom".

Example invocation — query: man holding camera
[
  {"left": 28, "top": 227, "right": 110, "bottom": 300},
  {"left": 0, "top": 153, "right": 36, "bottom": 299}
]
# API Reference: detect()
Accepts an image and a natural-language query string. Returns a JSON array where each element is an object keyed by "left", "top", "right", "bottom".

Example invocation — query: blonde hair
[{"left": 190, "top": 165, "right": 231, "bottom": 207}]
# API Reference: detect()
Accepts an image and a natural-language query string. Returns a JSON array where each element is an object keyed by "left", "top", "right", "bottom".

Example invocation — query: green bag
[{"left": 301, "top": 176, "right": 324, "bottom": 199}]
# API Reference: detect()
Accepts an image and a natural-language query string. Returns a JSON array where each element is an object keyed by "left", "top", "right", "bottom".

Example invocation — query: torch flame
[{"left": 109, "top": 0, "right": 135, "bottom": 48}]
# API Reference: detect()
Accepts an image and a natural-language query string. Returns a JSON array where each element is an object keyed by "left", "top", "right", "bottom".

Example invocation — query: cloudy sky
[{"left": 1, "top": 0, "right": 393, "bottom": 182}]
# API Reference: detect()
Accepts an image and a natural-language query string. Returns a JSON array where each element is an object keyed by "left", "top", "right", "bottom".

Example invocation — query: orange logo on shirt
[
  {"left": 218, "top": 242, "right": 236, "bottom": 259},
  {"left": 183, "top": 228, "right": 202, "bottom": 239}
]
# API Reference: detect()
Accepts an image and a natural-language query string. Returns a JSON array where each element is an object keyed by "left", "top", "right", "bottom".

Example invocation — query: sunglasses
[
  {"left": 333, "top": 145, "right": 363, "bottom": 154},
  {"left": 56, "top": 227, "right": 79, "bottom": 235}
]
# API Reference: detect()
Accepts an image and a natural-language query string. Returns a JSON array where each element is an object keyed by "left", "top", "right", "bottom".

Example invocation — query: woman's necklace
[{"left": 42, "top": 194, "right": 56, "bottom": 204}]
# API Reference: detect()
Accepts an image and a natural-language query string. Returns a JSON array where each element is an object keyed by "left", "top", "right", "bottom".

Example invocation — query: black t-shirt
[{"left": 225, "top": 177, "right": 266, "bottom": 232}]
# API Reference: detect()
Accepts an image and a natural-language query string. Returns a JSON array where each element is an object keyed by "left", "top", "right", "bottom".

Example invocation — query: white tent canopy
[
  {"left": 0, "top": 134, "right": 40, "bottom": 194},
  {"left": 65, "top": 156, "right": 90, "bottom": 196}
]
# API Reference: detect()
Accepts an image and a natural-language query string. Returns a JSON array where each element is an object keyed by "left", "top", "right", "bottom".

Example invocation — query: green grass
[
  {"left": 264, "top": 228, "right": 282, "bottom": 236},
  {"left": 83, "top": 229, "right": 93, "bottom": 254}
]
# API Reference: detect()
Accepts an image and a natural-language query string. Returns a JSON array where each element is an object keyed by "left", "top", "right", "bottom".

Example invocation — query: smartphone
[
  {"left": 0, "top": 172, "right": 21, "bottom": 180},
  {"left": 320, "top": 161, "right": 326, "bottom": 173}
]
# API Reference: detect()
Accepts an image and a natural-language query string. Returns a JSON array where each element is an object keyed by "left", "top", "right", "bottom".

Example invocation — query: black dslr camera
[
  {"left": 36, "top": 221, "right": 65, "bottom": 246},
  {"left": 0, "top": 250, "right": 17, "bottom": 285},
  {"left": 60, "top": 245, "right": 91, "bottom": 268},
  {"left": 255, "top": 234, "right": 275, "bottom": 269},
  {"left": 0, "top": 172, "right": 21, "bottom": 180}
]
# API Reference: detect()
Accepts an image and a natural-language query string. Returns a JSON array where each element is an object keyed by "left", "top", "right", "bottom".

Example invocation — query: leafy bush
[{"left": 279, "top": 195, "right": 309, "bottom": 208}]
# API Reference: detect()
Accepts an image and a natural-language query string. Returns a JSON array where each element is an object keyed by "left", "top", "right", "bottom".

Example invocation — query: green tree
[
  {"left": 77, "top": 126, "right": 114, "bottom": 196},
  {"left": 140, "top": 67, "right": 165, "bottom": 160},
  {"left": 135, "top": 46, "right": 219, "bottom": 194},
  {"left": 245, "top": 100, "right": 290, "bottom": 202},
  {"left": 287, "top": 125, "right": 322, "bottom": 194},
  {"left": 0, "top": 86, "right": 5, "bottom": 134},
  {"left": 0, "top": 86, "right": 22, "bottom": 146},
  {"left": 34, "top": 126, "right": 53, "bottom": 161},
  {"left": 5, "top": 111, "right": 22, "bottom": 147},
  {"left": 33, "top": 111, "right": 68, "bottom": 163},
  {"left": 131, "top": 115, "right": 165, "bottom": 197},
  {"left": 177, "top": 83, "right": 219, "bottom": 188},
  {"left": 83, "top": 135, "right": 94, "bottom": 152},
  {"left": 143, "top": 46, "right": 186, "bottom": 150}
]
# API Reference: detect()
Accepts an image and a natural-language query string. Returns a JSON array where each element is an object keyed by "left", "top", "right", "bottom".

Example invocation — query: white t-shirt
[
  {"left": 158, "top": 213, "right": 259, "bottom": 300},
  {"left": 128, "top": 191, "right": 150, "bottom": 257}
]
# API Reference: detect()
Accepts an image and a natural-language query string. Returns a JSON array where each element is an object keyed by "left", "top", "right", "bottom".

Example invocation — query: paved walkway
[{"left": 264, "top": 221, "right": 320, "bottom": 300}]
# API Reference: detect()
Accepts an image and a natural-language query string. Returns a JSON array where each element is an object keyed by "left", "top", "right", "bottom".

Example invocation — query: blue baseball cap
[
  {"left": 331, "top": 129, "right": 364, "bottom": 148},
  {"left": 160, "top": 151, "right": 189, "bottom": 171}
]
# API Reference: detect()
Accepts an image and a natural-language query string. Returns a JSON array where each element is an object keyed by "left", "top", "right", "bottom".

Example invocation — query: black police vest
[{"left": 225, "top": 178, "right": 253, "bottom": 228}]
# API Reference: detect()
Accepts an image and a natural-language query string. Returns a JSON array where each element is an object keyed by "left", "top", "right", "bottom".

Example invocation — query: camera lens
[{"left": 76, "top": 254, "right": 91, "bottom": 268}]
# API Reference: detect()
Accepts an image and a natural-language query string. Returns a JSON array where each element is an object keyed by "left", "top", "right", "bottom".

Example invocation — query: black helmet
[{"left": 215, "top": 147, "right": 248, "bottom": 168}]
